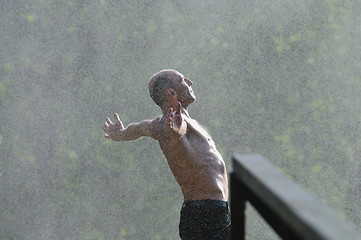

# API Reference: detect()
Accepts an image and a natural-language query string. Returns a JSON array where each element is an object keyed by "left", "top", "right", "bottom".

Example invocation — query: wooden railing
[{"left": 230, "top": 154, "right": 361, "bottom": 240}]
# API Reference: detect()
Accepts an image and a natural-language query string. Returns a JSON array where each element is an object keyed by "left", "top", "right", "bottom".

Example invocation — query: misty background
[{"left": 1, "top": 0, "right": 361, "bottom": 239}]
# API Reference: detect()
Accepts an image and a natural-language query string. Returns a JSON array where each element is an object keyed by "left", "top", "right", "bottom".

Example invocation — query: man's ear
[
  {"left": 166, "top": 89, "right": 177, "bottom": 104},
  {"left": 166, "top": 89, "right": 176, "bottom": 97}
]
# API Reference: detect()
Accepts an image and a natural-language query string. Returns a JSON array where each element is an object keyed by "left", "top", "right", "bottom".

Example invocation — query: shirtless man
[{"left": 102, "top": 69, "right": 230, "bottom": 239}]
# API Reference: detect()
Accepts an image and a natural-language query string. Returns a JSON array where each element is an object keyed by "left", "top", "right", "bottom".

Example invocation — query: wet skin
[{"left": 103, "top": 70, "right": 228, "bottom": 202}]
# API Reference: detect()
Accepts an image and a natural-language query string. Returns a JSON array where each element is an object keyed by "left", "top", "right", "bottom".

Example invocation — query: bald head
[{"left": 149, "top": 69, "right": 181, "bottom": 107}]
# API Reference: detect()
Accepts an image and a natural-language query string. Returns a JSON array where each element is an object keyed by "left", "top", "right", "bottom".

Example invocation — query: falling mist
[{"left": 1, "top": 0, "right": 361, "bottom": 239}]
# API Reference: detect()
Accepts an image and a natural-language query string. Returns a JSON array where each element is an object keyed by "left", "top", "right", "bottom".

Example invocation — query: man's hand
[
  {"left": 166, "top": 102, "right": 187, "bottom": 137},
  {"left": 103, "top": 113, "right": 125, "bottom": 141}
]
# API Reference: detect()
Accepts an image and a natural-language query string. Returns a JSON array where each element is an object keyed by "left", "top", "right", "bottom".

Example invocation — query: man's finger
[
  {"left": 114, "top": 113, "right": 125, "bottom": 128},
  {"left": 114, "top": 113, "right": 121, "bottom": 123},
  {"left": 176, "top": 102, "right": 182, "bottom": 114},
  {"left": 102, "top": 122, "right": 109, "bottom": 130},
  {"left": 106, "top": 117, "right": 113, "bottom": 125}
]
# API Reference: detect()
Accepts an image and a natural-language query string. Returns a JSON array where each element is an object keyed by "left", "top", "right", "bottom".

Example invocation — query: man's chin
[
  {"left": 188, "top": 97, "right": 196, "bottom": 104},
  {"left": 189, "top": 94, "right": 196, "bottom": 102}
]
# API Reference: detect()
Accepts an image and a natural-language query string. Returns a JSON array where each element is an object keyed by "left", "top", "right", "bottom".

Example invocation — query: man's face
[{"left": 173, "top": 72, "right": 196, "bottom": 107}]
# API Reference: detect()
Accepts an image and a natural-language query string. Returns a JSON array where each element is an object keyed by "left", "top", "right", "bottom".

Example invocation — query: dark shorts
[{"left": 179, "top": 200, "right": 231, "bottom": 240}]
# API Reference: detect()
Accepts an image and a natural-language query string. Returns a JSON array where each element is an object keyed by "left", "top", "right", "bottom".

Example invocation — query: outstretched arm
[{"left": 102, "top": 113, "right": 157, "bottom": 141}]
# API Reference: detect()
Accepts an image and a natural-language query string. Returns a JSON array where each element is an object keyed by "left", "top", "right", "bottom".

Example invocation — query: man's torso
[{"left": 154, "top": 114, "right": 228, "bottom": 201}]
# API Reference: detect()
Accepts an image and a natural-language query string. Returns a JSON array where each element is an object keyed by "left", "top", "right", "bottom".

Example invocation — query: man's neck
[
  {"left": 161, "top": 104, "right": 190, "bottom": 117},
  {"left": 182, "top": 108, "right": 190, "bottom": 118}
]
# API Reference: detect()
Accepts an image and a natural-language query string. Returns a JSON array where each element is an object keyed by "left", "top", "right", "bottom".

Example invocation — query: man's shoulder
[
  {"left": 137, "top": 116, "right": 162, "bottom": 140},
  {"left": 148, "top": 115, "right": 163, "bottom": 132},
  {"left": 151, "top": 115, "right": 162, "bottom": 123}
]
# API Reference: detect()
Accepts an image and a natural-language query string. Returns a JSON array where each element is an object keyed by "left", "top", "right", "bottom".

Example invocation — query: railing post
[
  {"left": 231, "top": 154, "right": 361, "bottom": 240},
  {"left": 230, "top": 171, "right": 246, "bottom": 240}
]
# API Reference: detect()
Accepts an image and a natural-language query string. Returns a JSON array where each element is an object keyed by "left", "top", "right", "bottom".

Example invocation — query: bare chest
[{"left": 185, "top": 118, "right": 215, "bottom": 144}]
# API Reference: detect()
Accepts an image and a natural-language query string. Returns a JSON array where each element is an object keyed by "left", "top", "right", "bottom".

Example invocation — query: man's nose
[{"left": 185, "top": 78, "right": 193, "bottom": 86}]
